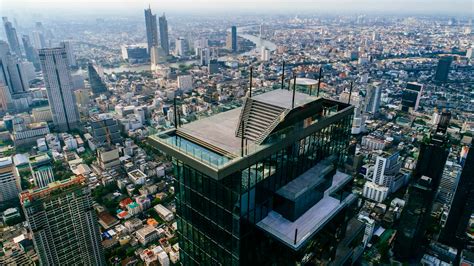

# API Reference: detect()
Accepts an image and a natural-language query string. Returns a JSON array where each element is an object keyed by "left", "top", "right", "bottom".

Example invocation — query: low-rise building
[{"left": 136, "top": 226, "right": 158, "bottom": 245}]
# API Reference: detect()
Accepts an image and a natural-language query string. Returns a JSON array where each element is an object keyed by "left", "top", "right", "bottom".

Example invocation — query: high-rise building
[
  {"left": 39, "top": 47, "right": 80, "bottom": 131},
  {"left": 0, "top": 55, "right": 29, "bottom": 94},
  {"left": 434, "top": 56, "right": 452, "bottom": 83},
  {"left": 401, "top": 82, "right": 423, "bottom": 112},
  {"left": 175, "top": 37, "right": 188, "bottom": 57},
  {"left": 60, "top": 41, "right": 77, "bottom": 67},
  {"left": 394, "top": 176, "right": 434, "bottom": 260},
  {"left": 363, "top": 151, "right": 403, "bottom": 202},
  {"left": 0, "top": 40, "right": 9, "bottom": 59},
  {"left": 159, "top": 14, "right": 170, "bottom": 55},
  {"left": 144, "top": 6, "right": 159, "bottom": 54},
  {"left": 89, "top": 113, "right": 123, "bottom": 150},
  {"left": 32, "top": 31, "right": 46, "bottom": 50},
  {"left": 439, "top": 140, "right": 474, "bottom": 249},
  {"left": 364, "top": 84, "right": 381, "bottom": 114},
  {"left": 87, "top": 62, "right": 107, "bottom": 95},
  {"left": 394, "top": 113, "right": 451, "bottom": 260},
  {"left": 2, "top": 17, "right": 21, "bottom": 56},
  {"left": 29, "top": 154, "right": 55, "bottom": 188},
  {"left": 227, "top": 26, "right": 238, "bottom": 52},
  {"left": 20, "top": 176, "right": 105, "bottom": 265},
  {"left": 149, "top": 89, "right": 356, "bottom": 264},
  {"left": 0, "top": 156, "right": 20, "bottom": 203},
  {"left": 21, "top": 35, "right": 40, "bottom": 70}
]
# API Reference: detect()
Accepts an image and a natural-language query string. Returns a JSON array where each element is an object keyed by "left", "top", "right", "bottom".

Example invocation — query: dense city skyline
[
  {"left": 0, "top": 0, "right": 472, "bottom": 265},
  {"left": 1, "top": 0, "right": 473, "bottom": 16}
]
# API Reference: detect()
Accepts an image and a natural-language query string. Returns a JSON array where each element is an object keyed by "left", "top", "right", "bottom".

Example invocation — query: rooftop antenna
[
  {"left": 292, "top": 74, "right": 296, "bottom": 109},
  {"left": 249, "top": 66, "right": 253, "bottom": 98},
  {"left": 317, "top": 67, "right": 323, "bottom": 97},
  {"left": 281, "top": 61, "right": 285, "bottom": 90},
  {"left": 348, "top": 81, "right": 353, "bottom": 105},
  {"left": 240, "top": 119, "right": 245, "bottom": 157},
  {"left": 173, "top": 97, "right": 178, "bottom": 129}
]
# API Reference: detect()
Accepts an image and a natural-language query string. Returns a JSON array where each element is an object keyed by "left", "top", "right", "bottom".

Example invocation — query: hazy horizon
[{"left": 1, "top": 0, "right": 473, "bottom": 17}]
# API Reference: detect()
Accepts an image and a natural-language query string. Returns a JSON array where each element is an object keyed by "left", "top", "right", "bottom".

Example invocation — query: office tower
[
  {"left": 32, "top": 31, "right": 46, "bottom": 49},
  {"left": 175, "top": 37, "right": 188, "bottom": 56},
  {"left": 60, "top": 41, "right": 77, "bottom": 67},
  {"left": 29, "top": 154, "right": 55, "bottom": 188},
  {"left": 144, "top": 6, "right": 159, "bottom": 54},
  {"left": 401, "top": 82, "right": 423, "bottom": 112},
  {"left": 159, "top": 13, "right": 170, "bottom": 55},
  {"left": 21, "top": 35, "right": 39, "bottom": 70},
  {"left": 394, "top": 176, "right": 434, "bottom": 260},
  {"left": 439, "top": 140, "right": 474, "bottom": 249},
  {"left": 434, "top": 56, "right": 452, "bottom": 83},
  {"left": 89, "top": 113, "right": 123, "bottom": 150},
  {"left": 87, "top": 62, "right": 107, "bottom": 95},
  {"left": 364, "top": 84, "right": 381, "bottom": 114},
  {"left": 227, "top": 25, "right": 238, "bottom": 52},
  {"left": 20, "top": 176, "right": 105, "bottom": 265},
  {"left": 39, "top": 47, "right": 80, "bottom": 131},
  {"left": 121, "top": 45, "right": 149, "bottom": 64},
  {"left": 0, "top": 157, "right": 20, "bottom": 203},
  {"left": 0, "top": 55, "right": 29, "bottom": 94},
  {"left": 394, "top": 114, "right": 450, "bottom": 260},
  {"left": 0, "top": 40, "right": 9, "bottom": 59},
  {"left": 2, "top": 17, "right": 21, "bottom": 56},
  {"left": 149, "top": 89, "right": 356, "bottom": 264}
]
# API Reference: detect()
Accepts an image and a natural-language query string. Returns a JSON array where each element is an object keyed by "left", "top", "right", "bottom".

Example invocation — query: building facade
[
  {"left": 159, "top": 14, "right": 170, "bottom": 56},
  {"left": 0, "top": 156, "right": 20, "bottom": 203},
  {"left": 149, "top": 89, "right": 355, "bottom": 264},
  {"left": 38, "top": 47, "right": 80, "bottom": 131},
  {"left": 20, "top": 176, "right": 105, "bottom": 265}
]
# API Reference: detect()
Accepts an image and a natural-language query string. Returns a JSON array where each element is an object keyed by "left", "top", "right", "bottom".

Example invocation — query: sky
[{"left": 1, "top": 0, "right": 472, "bottom": 16}]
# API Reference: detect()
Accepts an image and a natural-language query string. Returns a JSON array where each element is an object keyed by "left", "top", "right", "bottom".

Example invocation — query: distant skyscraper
[
  {"left": 20, "top": 176, "right": 105, "bottom": 265},
  {"left": 60, "top": 41, "right": 77, "bottom": 67},
  {"left": 439, "top": 140, "right": 474, "bottom": 249},
  {"left": 0, "top": 55, "right": 29, "bottom": 94},
  {"left": 0, "top": 156, "right": 20, "bottom": 203},
  {"left": 227, "top": 25, "right": 238, "bottom": 52},
  {"left": 434, "top": 56, "right": 452, "bottom": 83},
  {"left": 21, "top": 35, "right": 39, "bottom": 70},
  {"left": 159, "top": 14, "right": 170, "bottom": 55},
  {"left": 0, "top": 40, "right": 9, "bottom": 59},
  {"left": 29, "top": 154, "right": 55, "bottom": 188},
  {"left": 2, "top": 17, "right": 21, "bottom": 56},
  {"left": 364, "top": 85, "right": 381, "bottom": 114},
  {"left": 401, "top": 82, "right": 423, "bottom": 112},
  {"left": 144, "top": 6, "right": 159, "bottom": 54},
  {"left": 39, "top": 47, "right": 80, "bottom": 131},
  {"left": 32, "top": 31, "right": 46, "bottom": 49},
  {"left": 175, "top": 37, "right": 188, "bottom": 56},
  {"left": 87, "top": 62, "right": 107, "bottom": 95}
]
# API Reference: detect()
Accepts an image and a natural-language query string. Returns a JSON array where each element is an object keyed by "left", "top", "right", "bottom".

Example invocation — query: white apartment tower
[{"left": 39, "top": 47, "right": 80, "bottom": 131}]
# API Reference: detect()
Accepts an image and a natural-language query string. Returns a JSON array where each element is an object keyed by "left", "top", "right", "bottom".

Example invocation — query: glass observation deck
[{"left": 153, "top": 133, "right": 233, "bottom": 167}]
